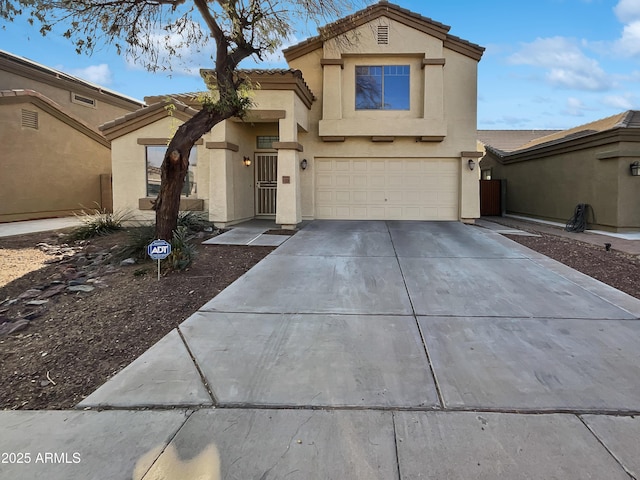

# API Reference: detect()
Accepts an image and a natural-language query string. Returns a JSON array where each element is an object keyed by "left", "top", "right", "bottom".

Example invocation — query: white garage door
[{"left": 315, "top": 158, "right": 459, "bottom": 220}]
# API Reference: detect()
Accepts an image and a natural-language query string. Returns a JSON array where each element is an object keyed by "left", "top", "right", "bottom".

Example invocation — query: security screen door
[{"left": 255, "top": 153, "right": 278, "bottom": 215}]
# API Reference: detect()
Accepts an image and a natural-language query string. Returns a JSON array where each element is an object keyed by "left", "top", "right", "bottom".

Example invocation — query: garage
[{"left": 314, "top": 158, "right": 459, "bottom": 220}]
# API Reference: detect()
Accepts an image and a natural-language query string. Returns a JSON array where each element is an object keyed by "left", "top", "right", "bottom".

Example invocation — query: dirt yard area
[{"left": 0, "top": 229, "right": 274, "bottom": 409}]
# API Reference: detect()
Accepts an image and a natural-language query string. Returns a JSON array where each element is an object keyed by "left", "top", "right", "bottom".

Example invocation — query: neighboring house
[
  {"left": 477, "top": 129, "right": 560, "bottom": 179},
  {"left": 105, "top": 0, "right": 485, "bottom": 228},
  {"left": 480, "top": 111, "right": 640, "bottom": 232},
  {"left": 0, "top": 50, "right": 144, "bottom": 222}
]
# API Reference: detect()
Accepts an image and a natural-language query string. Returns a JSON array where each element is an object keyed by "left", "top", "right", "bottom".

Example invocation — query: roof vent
[
  {"left": 377, "top": 25, "right": 389, "bottom": 45},
  {"left": 71, "top": 92, "right": 97, "bottom": 108},
  {"left": 21, "top": 109, "right": 38, "bottom": 129}
]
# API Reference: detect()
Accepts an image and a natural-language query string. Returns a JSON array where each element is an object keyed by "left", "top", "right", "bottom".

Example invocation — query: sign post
[{"left": 147, "top": 239, "right": 172, "bottom": 280}]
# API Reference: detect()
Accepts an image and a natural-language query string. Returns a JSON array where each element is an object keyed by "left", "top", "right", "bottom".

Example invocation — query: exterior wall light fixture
[
  {"left": 300, "top": 159, "right": 308, "bottom": 170},
  {"left": 468, "top": 159, "right": 476, "bottom": 171},
  {"left": 243, "top": 156, "right": 252, "bottom": 167},
  {"left": 630, "top": 161, "right": 640, "bottom": 176}
]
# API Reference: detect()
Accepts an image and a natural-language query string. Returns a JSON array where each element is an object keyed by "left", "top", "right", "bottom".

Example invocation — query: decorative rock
[
  {"left": 67, "top": 285, "right": 95, "bottom": 293},
  {"left": 87, "top": 279, "right": 109, "bottom": 289},
  {"left": 120, "top": 258, "right": 136, "bottom": 266},
  {"left": 18, "top": 289, "right": 42, "bottom": 300},
  {"left": 22, "top": 311, "right": 41, "bottom": 321},
  {"left": 61, "top": 268, "right": 79, "bottom": 280},
  {"left": 25, "top": 300, "right": 49, "bottom": 306},
  {"left": 0, "top": 319, "right": 30, "bottom": 336},
  {"left": 39, "top": 284, "right": 67, "bottom": 299}
]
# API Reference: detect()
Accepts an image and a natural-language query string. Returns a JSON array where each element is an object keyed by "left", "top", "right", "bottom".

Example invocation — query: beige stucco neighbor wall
[
  {"left": 0, "top": 69, "right": 139, "bottom": 128},
  {"left": 616, "top": 147, "right": 640, "bottom": 230},
  {"left": 483, "top": 139, "right": 640, "bottom": 231},
  {"left": 0, "top": 102, "right": 111, "bottom": 222}
]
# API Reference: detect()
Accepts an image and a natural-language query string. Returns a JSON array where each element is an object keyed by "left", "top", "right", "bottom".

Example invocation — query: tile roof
[
  {"left": 485, "top": 110, "right": 640, "bottom": 158},
  {"left": 146, "top": 69, "right": 316, "bottom": 109},
  {"left": 283, "top": 0, "right": 484, "bottom": 62},
  {"left": 99, "top": 98, "right": 199, "bottom": 140},
  {"left": 0, "top": 49, "right": 144, "bottom": 108},
  {"left": 478, "top": 130, "right": 561, "bottom": 153},
  {"left": 99, "top": 98, "right": 198, "bottom": 130}
]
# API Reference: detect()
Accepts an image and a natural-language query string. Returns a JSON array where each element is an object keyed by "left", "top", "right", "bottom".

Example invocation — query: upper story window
[
  {"left": 146, "top": 146, "right": 197, "bottom": 197},
  {"left": 355, "top": 65, "right": 410, "bottom": 110}
]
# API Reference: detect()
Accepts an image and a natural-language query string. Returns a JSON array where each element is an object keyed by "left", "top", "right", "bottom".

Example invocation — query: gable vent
[
  {"left": 21, "top": 109, "right": 38, "bottom": 129},
  {"left": 377, "top": 25, "right": 389, "bottom": 45},
  {"left": 71, "top": 92, "right": 97, "bottom": 108}
]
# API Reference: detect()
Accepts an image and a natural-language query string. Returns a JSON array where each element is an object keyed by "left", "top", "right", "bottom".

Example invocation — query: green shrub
[
  {"left": 68, "top": 208, "right": 130, "bottom": 240},
  {"left": 114, "top": 224, "right": 156, "bottom": 262},
  {"left": 164, "top": 226, "right": 197, "bottom": 271},
  {"left": 177, "top": 211, "right": 213, "bottom": 232},
  {"left": 115, "top": 224, "right": 197, "bottom": 272}
]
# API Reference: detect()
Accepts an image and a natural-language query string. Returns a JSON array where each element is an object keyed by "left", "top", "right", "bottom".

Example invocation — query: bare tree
[{"left": 1, "top": 0, "right": 354, "bottom": 239}]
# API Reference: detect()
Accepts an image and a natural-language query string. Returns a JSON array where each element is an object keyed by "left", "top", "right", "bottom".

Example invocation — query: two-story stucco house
[
  {"left": 104, "top": 1, "right": 484, "bottom": 228},
  {"left": 0, "top": 50, "right": 144, "bottom": 222}
]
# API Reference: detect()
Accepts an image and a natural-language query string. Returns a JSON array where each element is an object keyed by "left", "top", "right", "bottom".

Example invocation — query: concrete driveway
[{"left": 4, "top": 220, "right": 640, "bottom": 479}]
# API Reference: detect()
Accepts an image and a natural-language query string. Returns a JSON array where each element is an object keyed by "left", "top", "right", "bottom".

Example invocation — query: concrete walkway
[
  {"left": 482, "top": 215, "right": 640, "bottom": 256},
  {"left": 0, "top": 217, "right": 82, "bottom": 237},
  {"left": 3, "top": 220, "right": 640, "bottom": 479},
  {"left": 202, "top": 219, "right": 292, "bottom": 246}
]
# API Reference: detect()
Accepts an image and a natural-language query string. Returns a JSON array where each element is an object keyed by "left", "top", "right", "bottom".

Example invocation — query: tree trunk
[{"left": 154, "top": 108, "right": 226, "bottom": 240}]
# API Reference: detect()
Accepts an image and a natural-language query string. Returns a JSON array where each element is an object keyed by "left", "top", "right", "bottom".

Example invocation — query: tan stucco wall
[
  {"left": 287, "top": 16, "right": 481, "bottom": 222},
  {"left": 0, "top": 69, "right": 139, "bottom": 127},
  {"left": 0, "top": 102, "right": 111, "bottom": 222},
  {"left": 109, "top": 13, "right": 482, "bottom": 226},
  {"left": 617, "top": 150, "right": 640, "bottom": 230},
  {"left": 111, "top": 116, "right": 212, "bottom": 223},
  {"left": 208, "top": 120, "right": 260, "bottom": 224},
  {"left": 484, "top": 141, "right": 640, "bottom": 231}
]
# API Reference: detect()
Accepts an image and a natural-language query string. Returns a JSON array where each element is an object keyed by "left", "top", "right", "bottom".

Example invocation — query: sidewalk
[
  {"left": 0, "top": 217, "right": 82, "bottom": 238},
  {"left": 481, "top": 215, "right": 640, "bottom": 256}
]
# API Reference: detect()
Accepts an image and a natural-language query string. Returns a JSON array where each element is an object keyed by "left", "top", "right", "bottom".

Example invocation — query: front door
[{"left": 255, "top": 153, "right": 278, "bottom": 216}]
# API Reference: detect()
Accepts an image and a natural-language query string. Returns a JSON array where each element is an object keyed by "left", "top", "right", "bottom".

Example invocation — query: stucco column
[
  {"left": 460, "top": 151, "right": 482, "bottom": 223},
  {"left": 321, "top": 59, "right": 343, "bottom": 120},
  {"left": 274, "top": 146, "right": 302, "bottom": 229},
  {"left": 207, "top": 141, "right": 239, "bottom": 227},
  {"left": 422, "top": 59, "right": 445, "bottom": 127}
]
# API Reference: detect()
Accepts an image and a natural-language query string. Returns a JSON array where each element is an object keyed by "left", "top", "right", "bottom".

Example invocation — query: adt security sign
[{"left": 147, "top": 239, "right": 172, "bottom": 260}]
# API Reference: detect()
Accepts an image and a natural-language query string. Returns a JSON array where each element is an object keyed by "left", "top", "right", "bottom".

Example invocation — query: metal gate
[{"left": 255, "top": 154, "right": 278, "bottom": 216}]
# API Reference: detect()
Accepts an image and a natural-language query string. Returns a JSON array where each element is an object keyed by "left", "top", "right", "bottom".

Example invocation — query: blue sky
[{"left": 1, "top": 0, "right": 639, "bottom": 129}]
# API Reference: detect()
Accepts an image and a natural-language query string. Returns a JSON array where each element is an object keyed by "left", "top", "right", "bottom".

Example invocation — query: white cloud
[
  {"left": 602, "top": 93, "right": 636, "bottom": 109},
  {"left": 66, "top": 64, "right": 113, "bottom": 85},
  {"left": 615, "top": 20, "right": 640, "bottom": 57},
  {"left": 563, "top": 97, "right": 590, "bottom": 116},
  {"left": 611, "top": 0, "right": 640, "bottom": 58},
  {"left": 509, "top": 37, "right": 612, "bottom": 91},
  {"left": 614, "top": 0, "right": 640, "bottom": 23}
]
